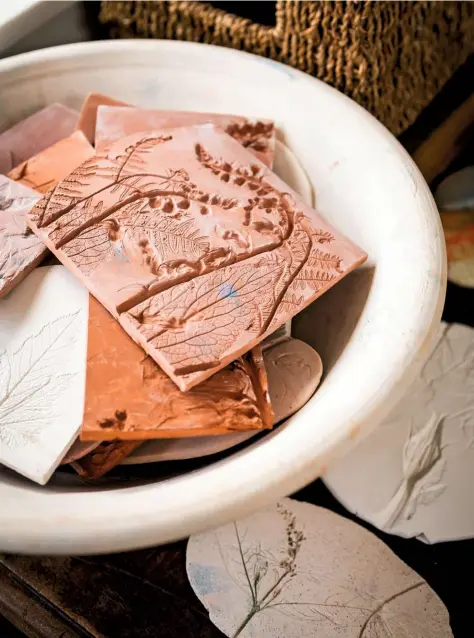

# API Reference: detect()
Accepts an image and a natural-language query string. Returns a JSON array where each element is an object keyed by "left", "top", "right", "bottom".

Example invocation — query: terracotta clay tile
[
  {"left": 71, "top": 440, "right": 142, "bottom": 480},
  {"left": 27, "top": 125, "right": 367, "bottom": 391},
  {"left": 8, "top": 130, "right": 94, "bottom": 193},
  {"left": 81, "top": 296, "right": 273, "bottom": 441}
]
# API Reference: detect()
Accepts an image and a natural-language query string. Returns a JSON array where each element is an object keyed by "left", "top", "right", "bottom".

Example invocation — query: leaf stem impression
[
  {"left": 230, "top": 504, "right": 426, "bottom": 638},
  {"left": 194, "top": 144, "right": 314, "bottom": 337},
  {"left": 231, "top": 504, "right": 305, "bottom": 637}
]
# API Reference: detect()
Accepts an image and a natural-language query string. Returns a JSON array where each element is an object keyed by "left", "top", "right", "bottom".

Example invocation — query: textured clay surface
[
  {"left": 27, "top": 125, "right": 367, "bottom": 390},
  {"left": 0, "top": 103, "right": 78, "bottom": 175},
  {"left": 0, "top": 266, "right": 89, "bottom": 485},
  {"left": 95, "top": 106, "right": 276, "bottom": 166},
  {"left": 122, "top": 338, "right": 322, "bottom": 467},
  {"left": 0, "top": 176, "right": 42, "bottom": 298},
  {"left": 81, "top": 295, "right": 273, "bottom": 441},
  {"left": 0, "top": 133, "right": 93, "bottom": 298},
  {"left": 71, "top": 440, "right": 142, "bottom": 479},
  {"left": 77, "top": 92, "right": 128, "bottom": 144},
  {"left": 8, "top": 131, "right": 94, "bottom": 194}
]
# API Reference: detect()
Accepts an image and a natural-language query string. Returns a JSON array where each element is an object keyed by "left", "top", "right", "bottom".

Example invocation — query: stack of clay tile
[{"left": 0, "top": 93, "right": 367, "bottom": 481}]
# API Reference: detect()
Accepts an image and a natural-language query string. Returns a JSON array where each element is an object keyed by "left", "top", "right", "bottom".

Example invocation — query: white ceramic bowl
[{"left": 0, "top": 41, "right": 445, "bottom": 554}]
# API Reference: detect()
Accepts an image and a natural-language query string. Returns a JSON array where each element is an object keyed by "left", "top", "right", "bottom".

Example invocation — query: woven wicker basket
[{"left": 100, "top": 1, "right": 474, "bottom": 135}]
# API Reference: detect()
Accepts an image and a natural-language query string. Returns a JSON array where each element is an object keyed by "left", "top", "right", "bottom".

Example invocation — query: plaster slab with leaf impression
[
  {"left": 187, "top": 498, "right": 452, "bottom": 637},
  {"left": 324, "top": 322, "right": 474, "bottom": 543},
  {"left": 0, "top": 266, "right": 88, "bottom": 485}
]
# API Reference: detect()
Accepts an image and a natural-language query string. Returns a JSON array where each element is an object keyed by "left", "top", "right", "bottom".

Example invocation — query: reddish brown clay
[
  {"left": 71, "top": 440, "right": 143, "bottom": 480},
  {"left": 27, "top": 125, "right": 367, "bottom": 391},
  {"left": 77, "top": 93, "right": 128, "bottom": 144},
  {"left": 0, "top": 176, "right": 43, "bottom": 298},
  {"left": 95, "top": 106, "right": 276, "bottom": 166},
  {"left": 81, "top": 296, "right": 273, "bottom": 441},
  {"left": 8, "top": 131, "right": 94, "bottom": 193},
  {"left": 0, "top": 103, "right": 78, "bottom": 175}
]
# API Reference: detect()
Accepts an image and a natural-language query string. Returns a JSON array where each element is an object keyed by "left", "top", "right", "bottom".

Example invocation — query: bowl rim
[{"left": 0, "top": 39, "right": 446, "bottom": 554}]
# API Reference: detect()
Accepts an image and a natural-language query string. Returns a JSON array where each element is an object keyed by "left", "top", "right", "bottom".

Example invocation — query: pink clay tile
[
  {"left": 95, "top": 106, "right": 276, "bottom": 167},
  {"left": 0, "top": 104, "right": 78, "bottom": 175},
  {"left": 26, "top": 125, "right": 367, "bottom": 391},
  {"left": 1, "top": 132, "right": 94, "bottom": 298}
]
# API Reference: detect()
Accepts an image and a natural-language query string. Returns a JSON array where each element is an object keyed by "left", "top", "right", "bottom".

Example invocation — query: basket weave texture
[{"left": 100, "top": 0, "right": 474, "bottom": 135}]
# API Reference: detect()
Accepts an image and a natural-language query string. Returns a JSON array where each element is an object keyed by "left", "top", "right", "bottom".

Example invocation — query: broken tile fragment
[
  {"left": 71, "top": 440, "right": 142, "bottom": 480},
  {"left": 95, "top": 106, "right": 276, "bottom": 166},
  {"left": 0, "top": 176, "right": 42, "bottom": 298},
  {"left": 0, "top": 103, "right": 78, "bottom": 175},
  {"left": 26, "top": 125, "right": 366, "bottom": 390},
  {"left": 77, "top": 93, "right": 128, "bottom": 144},
  {"left": 8, "top": 130, "right": 94, "bottom": 193},
  {"left": 81, "top": 296, "right": 273, "bottom": 441}
]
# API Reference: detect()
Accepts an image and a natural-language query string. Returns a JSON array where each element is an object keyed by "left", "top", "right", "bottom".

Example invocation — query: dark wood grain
[
  {"left": 0, "top": 562, "right": 90, "bottom": 637},
  {"left": 0, "top": 544, "right": 224, "bottom": 638},
  {"left": 412, "top": 93, "right": 474, "bottom": 186}
]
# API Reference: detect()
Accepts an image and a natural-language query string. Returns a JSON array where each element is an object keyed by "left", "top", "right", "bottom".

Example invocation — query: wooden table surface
[{"left": 1, "top": 49, "right": 473, "bottom": 638}]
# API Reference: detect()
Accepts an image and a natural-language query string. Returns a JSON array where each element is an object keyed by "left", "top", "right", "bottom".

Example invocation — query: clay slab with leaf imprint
[
  {"left": 8, "top": 130, "right": 94, "bottom": 194},
  {"left": 26, "top": 125, "right": 367, "bottom": 391},
  {"left": 0, "top": 176, "right": 42, "bottom": 298},
  {"left": 0, "top": 103, "right": 78, "bottom": 175},
  {"left": 0, "top": 266, "right": 88, "bottom": 485},
  {"left": 95, "top": 106, "right": 276, "bottom": 166},
  {"left": 81, "top": 295, "right": 273, "bottom": 441}
]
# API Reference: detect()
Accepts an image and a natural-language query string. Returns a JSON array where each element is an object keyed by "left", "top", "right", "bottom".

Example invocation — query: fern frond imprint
[
  {"left": 25, "top": 127, "right": 366, "bottom": 389},
  {"left": 312, "top": 229, "right": 335, "bottom": 244},
  {"left": 225, "top": 120, "right": 275, "bottom": 153}
]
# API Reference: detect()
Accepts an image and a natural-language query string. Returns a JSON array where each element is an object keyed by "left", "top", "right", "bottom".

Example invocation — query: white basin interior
[{"left": 0, "top": 41, "right": 445, "bottom": 554}]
